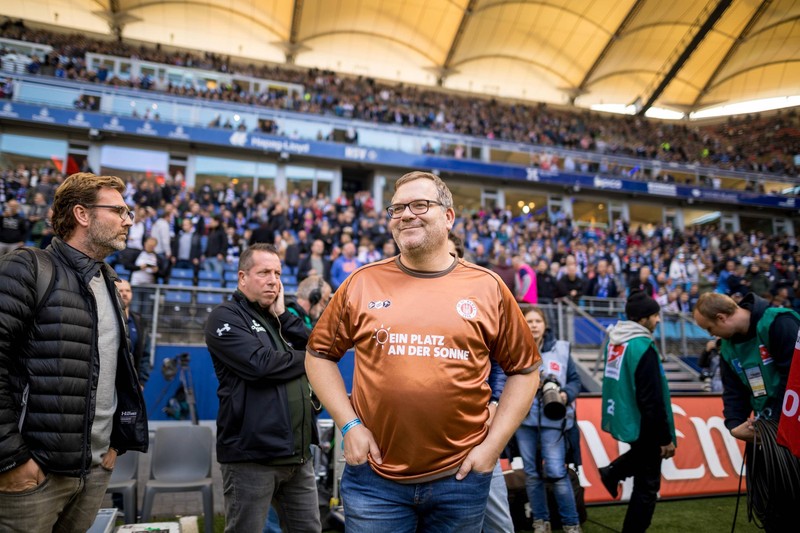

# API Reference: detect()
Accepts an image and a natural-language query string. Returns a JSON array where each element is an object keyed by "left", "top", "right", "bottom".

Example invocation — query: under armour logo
[
  {"left": 606, "top": 399, "right": 615, "bottom": 416},
  {"left": 217, "top": 323, "right": 231, "bottom": 336}
]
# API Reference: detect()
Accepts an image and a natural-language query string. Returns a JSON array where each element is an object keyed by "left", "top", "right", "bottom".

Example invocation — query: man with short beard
[
  {"left": 0, "top": 173, "right": 148, "bottom": 532},
  {"left": 306, "top": 171, "right": 540, "bottom": 532}
]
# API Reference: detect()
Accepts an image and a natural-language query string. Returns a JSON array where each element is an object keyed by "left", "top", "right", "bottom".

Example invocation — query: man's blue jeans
[
  {"left": 516, "top": 424, "right": 580, "bottom": 526},
  {"left": 341, "top": 462, "right": 492, "bottom": 532},
  {"left": 481, "top": 460, "right": 514, "bottom": 533},
  {"left": 203, "top": 257, "right": 225, "bottom": 277}
]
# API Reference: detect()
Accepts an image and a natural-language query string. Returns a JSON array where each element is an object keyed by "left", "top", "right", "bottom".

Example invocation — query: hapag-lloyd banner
[
  {"left": 1, "top": 101, "right": 797, "bottom": 211},
  {"left": 569, "top": 396, "right": 745, "bottom": 503}
]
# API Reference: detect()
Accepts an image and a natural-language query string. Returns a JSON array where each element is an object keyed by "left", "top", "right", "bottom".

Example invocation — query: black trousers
[{"left": 607, "top": 439, "right": 663, "bottom": 533}]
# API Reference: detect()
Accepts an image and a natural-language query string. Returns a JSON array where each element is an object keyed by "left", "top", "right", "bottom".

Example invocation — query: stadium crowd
[
  {"left": 1, "top": 166, "right": 798, "bottom": 314},
  {"left": 2, "top": 19, "right": 799, "bottom": 180},
  {"left": 2, "top": 17, "right": 799, "bottom": 533}
]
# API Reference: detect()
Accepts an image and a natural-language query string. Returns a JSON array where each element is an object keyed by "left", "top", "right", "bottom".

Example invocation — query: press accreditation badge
[{"left": 744, "top": 366, "right": 767, "bottom": 397}]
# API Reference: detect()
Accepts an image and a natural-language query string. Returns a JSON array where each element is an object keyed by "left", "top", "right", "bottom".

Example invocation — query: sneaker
[
  {"left": 563, "top": 525, "right": 583, "bottom": 533},
  {"left": 532, "top": 519, "right": 551, "bottom": 533},
  {"left": 599, "top": 465, "right": 619, "bottom": 498}
]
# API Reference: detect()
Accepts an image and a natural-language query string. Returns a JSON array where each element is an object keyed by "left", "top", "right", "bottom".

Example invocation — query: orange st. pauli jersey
[{"left": 309, "top": 256, "right": 539, "bottom": 481}]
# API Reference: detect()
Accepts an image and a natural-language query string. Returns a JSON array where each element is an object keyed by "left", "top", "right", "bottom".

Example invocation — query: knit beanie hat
[{"left": 626, "top": 290, "right": 660, "bottom": 322}]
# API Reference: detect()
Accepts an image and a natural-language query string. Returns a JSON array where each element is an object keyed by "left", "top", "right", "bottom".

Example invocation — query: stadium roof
[{"left": 6, "top": 0, "right": 800, "bottom": 118}]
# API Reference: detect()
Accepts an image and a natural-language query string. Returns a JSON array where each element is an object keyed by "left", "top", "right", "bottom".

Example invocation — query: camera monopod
[{"left": 150, "top": 352, "right": 198, "bottom": 425}]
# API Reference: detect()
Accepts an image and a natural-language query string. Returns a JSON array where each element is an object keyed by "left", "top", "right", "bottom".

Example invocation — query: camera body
[
  {"left": 161, "top": 352, "right": 191, "bottom": 382},
  {"left": 541, "top": 373, "right": 566, "bottom": 420},
  {"left": 160, "top": 353, "right": 197, "bottom": 423}
]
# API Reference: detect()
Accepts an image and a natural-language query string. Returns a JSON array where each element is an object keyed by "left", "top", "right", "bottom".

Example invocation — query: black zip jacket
[
  {"left": 634, "top": 344, "right": 673, "bottom": 447},
  {"left": 204, "top": 291, "right": 318, "bottom": 463},
  {"left": 0, "top": 238, "right": 149, "bottom": 477}
]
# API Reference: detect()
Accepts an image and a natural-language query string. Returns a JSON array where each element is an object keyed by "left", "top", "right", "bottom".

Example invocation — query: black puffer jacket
[{"left": 0, "top": 238, "right": 148, "bottom": 477}]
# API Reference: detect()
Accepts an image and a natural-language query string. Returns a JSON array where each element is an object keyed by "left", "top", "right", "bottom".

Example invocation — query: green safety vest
[
  {"left": 601, "top": 335, "right": 676, "bottom": 444},
  {"left": 719, "top": 307, "right": 799, "bottom": 415}
]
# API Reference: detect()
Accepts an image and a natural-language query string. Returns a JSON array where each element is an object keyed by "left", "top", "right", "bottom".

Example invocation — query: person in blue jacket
[
  {"left": 448, "top": 233, "right": 515, "bottom": 533},
  {"left": 516, "top": 306, "right": 583, "bottom": 533}
]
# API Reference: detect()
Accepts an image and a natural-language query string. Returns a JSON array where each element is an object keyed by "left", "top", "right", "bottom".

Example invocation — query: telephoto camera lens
[{"left": 541, "top": 376, "right": 567, "bottom": 420}]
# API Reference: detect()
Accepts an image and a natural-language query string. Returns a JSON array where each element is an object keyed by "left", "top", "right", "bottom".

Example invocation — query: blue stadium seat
[
  {"left": 194, "top": 292, "right": 225, "bottom": 327},
  {"left": 198, "top": 271, "right": 222, "bottom": 282},
  {"left": 198, "top": 280, "right": 222, "bottom": 288},
  {"left": 164, "top": 290, "right": 192, "bottom": 305},
  {"left": 223, "top": 263, "right": 238, "bottom": 273},
  {"left": 170, "top": 268, "right": 194, "bottom": 280},
  {"left": 168, "top": 278, "right": 193, "bottom": 287},
  {"left": 283, "top": 283, "right": 298, "bottom": 295},
  {"left": 223, "top": 271, "right": 238, "bottom": 286},
  {"left": 164, "top": 291, "right": 194, "bottom": 329},
  {"left": 197, "top": 292, "right": 224, "bottom": 306},
  {"left": 667, "top": 322, "right": 681, "bottom": 339},
  {"left": 686, "top": 322, "right": 713, "bottom": 340}
]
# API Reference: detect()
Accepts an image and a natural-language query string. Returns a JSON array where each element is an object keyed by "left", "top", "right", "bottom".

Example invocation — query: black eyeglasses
[
  {"left": 386, "top": 199, "right": 444, "bottom": 219},
  {"left": 85, "top": 204, "right": 135, "bottom": 222}
]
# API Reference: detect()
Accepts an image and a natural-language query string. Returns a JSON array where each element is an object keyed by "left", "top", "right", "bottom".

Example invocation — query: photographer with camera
[
  {"left": 697, "top": 337, "right": 722, "bottom": 392},
  {"left": 516, "top": 307, "right": 583, "bottom": 533},
  {"left": 599, "top": 290, "right": 676, "bottom": 532}
]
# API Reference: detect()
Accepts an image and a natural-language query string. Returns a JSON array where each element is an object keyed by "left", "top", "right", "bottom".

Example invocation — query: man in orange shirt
[{"left": 306, "top": 171, "right": 540, "bottom": 532}]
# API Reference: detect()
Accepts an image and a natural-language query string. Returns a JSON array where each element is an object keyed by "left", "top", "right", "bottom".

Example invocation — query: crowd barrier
[
  {"left": 143, "top": 345, "right": 355, "bottom": 422},
  {"left": 144, "top": 344, "right": 741, "bottom": 502}
]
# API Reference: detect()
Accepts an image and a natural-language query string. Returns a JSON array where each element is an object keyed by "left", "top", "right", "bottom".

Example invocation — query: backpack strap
[{"left": 24, "top": 248, "right": 55, "bottom": 311}]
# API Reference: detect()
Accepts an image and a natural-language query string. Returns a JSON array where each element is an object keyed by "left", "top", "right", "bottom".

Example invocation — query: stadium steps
[
  {"left": 573, "top": 348, "right": 604, "bottom": 393},
  {"left": 572, "top": 348, "right": 705, "bottom": 394}
]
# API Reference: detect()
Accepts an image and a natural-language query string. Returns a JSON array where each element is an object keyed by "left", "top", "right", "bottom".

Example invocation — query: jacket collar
[
  {"left": 540, "top": 328, "right": 557, "bottom": 353},
  {"left": 233, "top": 290, "right": 272, "bottom": 319},
  {"left": 48, "top": 237, "right": 119, "bottom": 285},
  {"left": 737, "top": 292, "right": 769, "bottom": 341}
]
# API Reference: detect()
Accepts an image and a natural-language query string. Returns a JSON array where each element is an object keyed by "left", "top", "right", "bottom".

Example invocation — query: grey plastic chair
[
  {"left": 140, "top": 425, "right": 214, "bottom": 533},
  {"left": 104, "top": 451, "right": 139, "bottom": 524}
]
